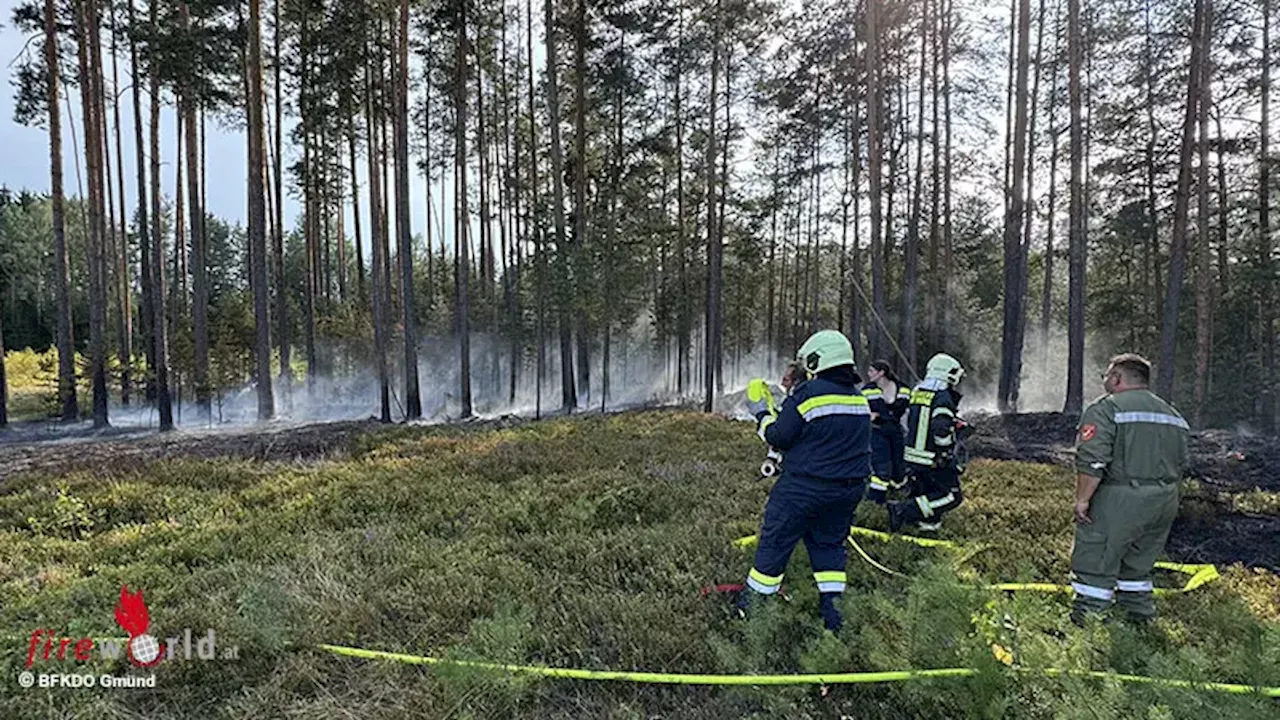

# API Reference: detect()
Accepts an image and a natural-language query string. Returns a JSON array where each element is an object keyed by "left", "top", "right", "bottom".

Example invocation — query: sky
[{"left": 0, "top": 0, "right": 449, "bottom": 259}]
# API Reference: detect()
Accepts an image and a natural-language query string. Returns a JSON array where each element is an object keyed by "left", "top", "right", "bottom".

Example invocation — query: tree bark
[
  {"left": 109, "top": 11, "right": 132, "bottom": 407},
  {"left": 148, "top": 0, "right": 172, "bottom": 430},
  {"left": 942, "top": 0, "right": 954, "bottom": 349},
  {"left": 457, "top": 0, "right": 474, "bottom": 418},
  {"left": 904, "top": 0, "right": 928, "bottom": 372},
  {"left": 528, "top": 0, "right": 545, "bottom": 417},
  {"left": 1064, "top": 0, "right": 1087, "bottom": 414},
  {"left": 1193, "top": 4, "right": 1214, "bottom": 426},
  {"left": 366, "top": 54, "right": 391, "bottom": 423},
  {"left": 179, "top": 3, "right": 210, "bottom": 423},
  {"left": 1043, "top": 0, "right": 1062, "bottom": 377},
  {"left": 47, "top": 0, "right": 78, "bottom": 421},
  {"left": 76, "top": 0, "right": 109, "bottom": 427},
  {"left": 704, "top": 0, "right": 722, "bottom": 413},
  {"left": 928, "top": 0, "right": 942, "bottom": 353},
  {"left": 999, "top": 0, "right": 1032, "bottom": 413},
  {"left": 1145, "top": 0, "right": 1159, "bottom": 337},
  {"left": 247, "top": 0, "right": 274, "bottom": 420},
  {"left": 572, "top": 0, "right": 590, "bottom": 404},
  {"left": 1154, "top": 0, "right": 1207, "bottom": 401},
  {"left": 867, "top": 0, "right": 888, "bottom": 359},
  {"left": 1261, "top": 0, "right": 1275, "bottom": 431},
  {"left": 396, "top": 0, "right": 421, "bottom": 420},
  {"left": 275, "top": 0, "right": 290, "bottom": 406},
  {"left": 546, "top": 0, "right": 575, "bottom": 409}
]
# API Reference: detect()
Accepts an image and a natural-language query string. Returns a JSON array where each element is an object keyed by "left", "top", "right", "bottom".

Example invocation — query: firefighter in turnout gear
[
  {"left": 889, "top": 353, "right": 966, "bottom": 533},
  {"left": 741, "top": 330, "right": 871, "bottom": 631},
  {"left": 1069, "top": 353, "right": 1189, "bottom": 626},
  {"left": 862, "top": 360, "right": 910, "bottom": 504}
]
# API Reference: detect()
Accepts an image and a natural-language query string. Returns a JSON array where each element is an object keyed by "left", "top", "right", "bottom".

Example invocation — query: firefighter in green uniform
[{"left": 1070, "top": 353, "right": 1190, "bottom": 625}]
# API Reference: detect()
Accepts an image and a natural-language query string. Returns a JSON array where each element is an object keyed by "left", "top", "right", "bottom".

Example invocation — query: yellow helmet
[
  {"left": 796, "top": 330, "right": 855, "bottom": 375},
  {"left": 925, "top": 353, "right": 965, "bottom": 386}
]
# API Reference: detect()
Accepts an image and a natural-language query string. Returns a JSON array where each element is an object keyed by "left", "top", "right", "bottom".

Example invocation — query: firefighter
[
  {"left": 1069, "top": 353, "right": 1189, "bottom": 626},
  {"left": 742, "top": 330, "right": 871, "bottom": 631},
  {"left": 862, "top": 360, "right": 911, "bottom": 504},
  {"left": 889, "top": 353, "right": 966, "bottom": 533}
]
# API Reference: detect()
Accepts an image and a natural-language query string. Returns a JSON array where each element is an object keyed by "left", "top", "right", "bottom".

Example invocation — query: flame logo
[{"left": 115, "top": 586, "right": 164, "bottom": 667}]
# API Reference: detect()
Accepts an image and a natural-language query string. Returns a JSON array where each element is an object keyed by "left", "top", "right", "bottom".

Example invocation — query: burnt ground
[
  {"left": 968, "top": 411, "right": 1280, "bottom": 571},
  {"left": 1, "top": 408, "right": 1276, "bottom": 570}
]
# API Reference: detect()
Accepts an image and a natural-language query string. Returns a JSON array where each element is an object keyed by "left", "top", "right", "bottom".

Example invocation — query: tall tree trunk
[
  {"left": 247, "top": 0, "right": 274, "bottom": 420},
  {"left": 109, "top": 12, "right": 131, "bottom": 407},
  {"left": 1145, "top": 0, "right": 1159, "bottom": 337},
  {"left": 395, "top": 0, "right": 421, "bottom": 419},
  {"left": 675, "top": 11, "right": 688, "bottom": 395},
  {"left": 301, "top": 9, "right": 318, "bottom": 393},
  {"left": 366, "top": 56, "right": 391, "bottom": 423},
  {"left": 867, "top": 0, "right": 887, "bottom": 359},
  {"left": 149, "top": 0, "right": 172, "bottom": 429},
  {"left": 174, "top": 109, "right": 186, "bottom": 324},
  {"left": 603, "top": 30, "right": 624, "bottom": 411},
  {"left": 47, "top": 0, "right": 77, "bottom": 421},
  {"left": 502, "top": 2, "right": 519, "bottom": 405},
  {"left": 904, "top": 0, "right": 928, "bottom": 371},
  {"left": 942, "top": 0, "right": 954, "bottom": 349},
  {"left": 349, "top": 121, "right": 365, "bottom": 302},
  {"left": 275, "top": 0, "right": 290, "bottom": 406},
  {"left": 1193, "top": 6, "right": 1214, "bottom": 426},
  {"left": 546, "top": 0, "right": 575, "bottom": 409},
  {"left": 999, "top": 0, "right": 1032, "bottom": 413},
  {"left": 1043, "top": 0, "right": 1062, "bottom": 377},
  {"left": 1155, "top": 0, "right": 1207, "bottom": 401},
  {"left": 927, "top": 0, "right": 941, "bottom": 353},
  {"left": 704, "top": 0, "right": 722, "bottom": 413},
  {"left": 180, "top": 3, "right": 210, "bottom": 423},
  {"left": 1064, "top": 0, "right": 1087, "bottom": 414},
  {"left": 1261, "top": 0, "right": 1275, "bottom": 431},
  {"left": 1003, "top": 0, "right": 1017, "bottom": 219},
  {"left": 528, "top": 0, "right": 544, "bottom": 417},
  {"left": 128, "top": 0, "right": 154, "bottom": 404},
  {"left": 77, "top": 0, "right": 109, "bottom": 427},
  {"left": 572, "top": 0, "right": 590, "bottom": 404},
  {"left": 1019, "top": 0, "right": 1045, "bottom": 380},
  {"left": 457, "top": 0, "right": 474, "bottom": 418},
  {"left": 1213, "top": 106, "right": 1229, "bottom": 297}
]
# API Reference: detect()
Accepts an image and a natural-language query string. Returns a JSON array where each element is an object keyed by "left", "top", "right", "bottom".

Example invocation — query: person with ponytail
[{"left": 861, "top": 360, "right": 910, "bottom": 504}]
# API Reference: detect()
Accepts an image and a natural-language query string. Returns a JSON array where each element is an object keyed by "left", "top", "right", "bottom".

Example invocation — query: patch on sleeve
[{"left": 1079, "top": 424, "right": 1097, "bottom": 442}]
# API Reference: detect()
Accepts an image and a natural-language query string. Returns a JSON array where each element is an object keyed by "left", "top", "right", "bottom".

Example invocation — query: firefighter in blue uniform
[
  {"left": 862, "top": 360, "right": 911, "bottom": 504},
  {"left": 742, "top": 330, "right": 872, "bottom": 631},
  {"left": 890, "top": 353, "right": 967, "bottom": 533}
]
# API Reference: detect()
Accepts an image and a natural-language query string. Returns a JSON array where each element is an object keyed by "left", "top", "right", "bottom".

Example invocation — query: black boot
[
  {"left": 819, "top": 593, "right": 843, "bottom": 632},
  {"left": 887, "top": 501, "right": 907, "bottom": 533}
]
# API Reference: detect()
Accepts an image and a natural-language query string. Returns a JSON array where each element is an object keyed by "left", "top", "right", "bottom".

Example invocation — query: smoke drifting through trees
[{"left": 1, "top": 0, "right": 1277, "bottom": 432}]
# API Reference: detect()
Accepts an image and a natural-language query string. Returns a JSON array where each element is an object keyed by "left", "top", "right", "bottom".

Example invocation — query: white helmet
[{"left": 925, "top": 353, "right": 965, "bottom": 387}]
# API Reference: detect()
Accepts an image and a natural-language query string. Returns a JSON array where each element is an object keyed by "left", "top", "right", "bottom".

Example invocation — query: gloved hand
[
  {"left": 955, "top": 417, "right": 974, "bottom": 440},
  {"left": 745, "top": 378, "right": 776, "bottom": 419}
]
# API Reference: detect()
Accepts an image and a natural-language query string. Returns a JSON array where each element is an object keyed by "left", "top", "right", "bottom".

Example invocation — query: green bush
[{"left": 0, "top": 410, "right": 1275, "bottom": 718}]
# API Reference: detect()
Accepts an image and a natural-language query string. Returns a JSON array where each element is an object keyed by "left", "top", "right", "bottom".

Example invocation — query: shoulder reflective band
[
  {"left": 796, "top": 394, "right": 870, "bottom": 421},
  {"left": 1113, "top": 411, "right": 1190, "bottom": 430},
  {"left": 316, "top": 645, "right": 1280, "bottom": 696}
]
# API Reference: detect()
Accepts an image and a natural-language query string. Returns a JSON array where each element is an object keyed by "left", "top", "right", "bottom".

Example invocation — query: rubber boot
[{"left": 819, "top": 593, "right": 843, "bottom": 632}]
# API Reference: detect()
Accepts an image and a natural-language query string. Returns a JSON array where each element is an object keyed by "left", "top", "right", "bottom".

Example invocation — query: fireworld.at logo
[{"left": 24, "top": 586, "right": 239, "bottom": 667}]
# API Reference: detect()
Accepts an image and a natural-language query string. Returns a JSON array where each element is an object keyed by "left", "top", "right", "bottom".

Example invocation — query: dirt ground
[
  {"left": 1, "top": 408, "right": 1276, "bottom": 570},
  {"left": 968, "top": 411, "right": 1280, "bottom": 571}
]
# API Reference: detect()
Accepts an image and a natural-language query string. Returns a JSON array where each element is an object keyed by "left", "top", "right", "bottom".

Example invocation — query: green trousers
[{"left": 1069, "top": 481, "right": 1180, "bottom": 619}]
